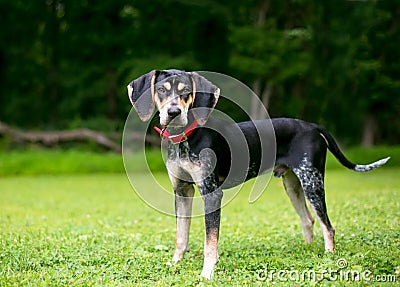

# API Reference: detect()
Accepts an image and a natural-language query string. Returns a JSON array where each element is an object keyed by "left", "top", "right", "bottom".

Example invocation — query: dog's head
[{"left": 127, "top": 69, "right": 220, "bottom": 127}]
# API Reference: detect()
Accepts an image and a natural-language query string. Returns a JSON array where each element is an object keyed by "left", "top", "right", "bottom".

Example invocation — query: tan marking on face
[
  {"left": 150, "top": 74, "right": 156, "bottom": 99},
  {"left": 154, "top": 92, "right": 170, "bottom": 109},
  {"left": 186, "top": 94, "right": 193, "bottom": 106},
  {"left": 154, "top": 94, "right": 162, "bottom": 109},
  {"left": 179, "top": 97, "right": 189, "bottom": 109},
  {"left": 163, "top": 82, "right": 171, "bottom": 90},
  {"left": 191, "top": 78, "right": 196, "bottom": 104},
  {"left": 177, "top": 82, "right": 185, "bottom": 91},
  {"left": 154, "top": 81, "right": 192, "bottom": 126}
]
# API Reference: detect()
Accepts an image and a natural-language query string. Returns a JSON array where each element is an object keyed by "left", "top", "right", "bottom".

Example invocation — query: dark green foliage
[{"left": 0, "top": 0, "right": 399, "bottom": 145}]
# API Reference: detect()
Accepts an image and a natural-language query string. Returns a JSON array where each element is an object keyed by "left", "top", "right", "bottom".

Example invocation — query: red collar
[{"left": 154, "top": 120, "right": 198, "bottom": 144}]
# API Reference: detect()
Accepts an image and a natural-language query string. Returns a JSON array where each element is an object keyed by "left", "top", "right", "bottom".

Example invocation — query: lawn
[{"left": 1, "top": 169, "right": 399, "bottom": 286}]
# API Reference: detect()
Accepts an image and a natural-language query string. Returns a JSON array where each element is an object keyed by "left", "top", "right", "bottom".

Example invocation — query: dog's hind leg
[
  {"left": 172, "top": 182, "right": 195, "bottom": 263},
  {"left": 282, "top": 169, "right": 315, "bottom": 244},
  {"left": 293, "top": 158, "right": 335, "bottom": 252},
  {"left": 305, "top": 188, "right": 335, "bottom": 252}
]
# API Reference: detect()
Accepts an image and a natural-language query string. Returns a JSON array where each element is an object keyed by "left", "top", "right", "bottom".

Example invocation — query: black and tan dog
[{"left": 127, "top": 69, "right": 389, "bottom": 279}]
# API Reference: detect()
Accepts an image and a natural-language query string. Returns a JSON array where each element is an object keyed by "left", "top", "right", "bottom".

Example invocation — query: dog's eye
[
  {"left": 182, "top": 87, "right": 191, "bottom": 94},
  {"left": 157, "top": 87, "right": 166, "bottom": 94}
]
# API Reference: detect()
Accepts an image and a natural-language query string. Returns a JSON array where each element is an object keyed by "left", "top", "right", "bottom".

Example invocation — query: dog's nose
[{"left": 167, "top": 107, "right": 181, "bottom": 119}]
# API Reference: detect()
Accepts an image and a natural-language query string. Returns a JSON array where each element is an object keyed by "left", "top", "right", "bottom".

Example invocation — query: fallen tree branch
[{"left": 0, "top": 121, "right": 124, "bottom": 152}]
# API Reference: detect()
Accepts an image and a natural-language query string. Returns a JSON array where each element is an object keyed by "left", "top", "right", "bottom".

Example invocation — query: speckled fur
[
  {"left": 292, "top": 154, "right": 334, "bottom": 251},
  {"left": 128, "top": 69, "right": 390, "bottom": 280},
  {"left": 293, "top": 155, "right": 324, "bottom": 193}
]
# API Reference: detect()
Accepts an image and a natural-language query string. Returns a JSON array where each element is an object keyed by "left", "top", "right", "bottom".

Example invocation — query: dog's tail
[{"left": 314, "top": 125, "right": 390, "bottom": 172}]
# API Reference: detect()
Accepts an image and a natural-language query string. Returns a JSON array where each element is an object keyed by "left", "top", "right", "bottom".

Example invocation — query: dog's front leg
[
  {"left": 172, "top": 181, "right": 194, "bottom": 263},
  {"left": 198, "top": 177, "right": 223, "bottom": 279}
]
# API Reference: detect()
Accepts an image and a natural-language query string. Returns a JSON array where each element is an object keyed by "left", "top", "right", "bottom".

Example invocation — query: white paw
[
  {"left": 172, "top": 253, "right": 183, "bottom": 264},
  {"left": 200, "top": 268, "right": 214, "bottom": 280}
]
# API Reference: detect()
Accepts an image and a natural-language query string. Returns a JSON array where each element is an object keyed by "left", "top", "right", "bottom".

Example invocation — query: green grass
[
  {"left": 0, "top": 145, "right": 399, "bottom": 176},
  {"left": 0, "top": 150, "right": 125, "bottom": 175},
  {"left": 1, "top": 169, "right": 399, "bottom": 286},
  {"left": 0, "top": 149, "right": 169, "bottom": 176}
]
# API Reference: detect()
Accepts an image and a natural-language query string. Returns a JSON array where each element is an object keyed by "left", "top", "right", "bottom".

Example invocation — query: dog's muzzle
[{"left": 167, "top": 107, "right": 182, "bottom": 120}]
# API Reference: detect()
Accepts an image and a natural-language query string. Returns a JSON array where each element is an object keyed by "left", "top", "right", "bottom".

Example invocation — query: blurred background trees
[{"left": 1, "top": 0, "right": 399, "bottom": 147}]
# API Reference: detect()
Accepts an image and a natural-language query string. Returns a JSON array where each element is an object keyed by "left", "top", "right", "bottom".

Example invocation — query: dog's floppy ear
[
  {"left": 189, "top": 72, "right": 220, "bottom": 125},
  {"left": 127, "top": 70, "right": 158, "bottom": 122}
]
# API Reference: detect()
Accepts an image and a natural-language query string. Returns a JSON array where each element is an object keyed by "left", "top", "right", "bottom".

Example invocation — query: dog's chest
[{"left": 166, "top": 142, "right": 216, "bottom": 184}]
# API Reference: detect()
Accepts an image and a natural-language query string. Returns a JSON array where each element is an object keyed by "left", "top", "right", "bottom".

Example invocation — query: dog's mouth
[
  {"left": 166, "top": 122, "right": 183, "bottom": 128},
  {"left": 164, "top": 120, "right": 186, "bottom": 129},
  {"left": 162, "top": 114, "right": 187, "bottom": 128}
]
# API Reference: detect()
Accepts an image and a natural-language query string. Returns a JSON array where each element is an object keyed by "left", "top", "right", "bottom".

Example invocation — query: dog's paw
[
  {"left": 172, "top": 246, "right": 190, "bottom": 263},
  {"left": 172, "top": 253, "right": 183, "bottom": 264},
  {"left": 200, "top": 267, "right": 214, "bottom": 280}
]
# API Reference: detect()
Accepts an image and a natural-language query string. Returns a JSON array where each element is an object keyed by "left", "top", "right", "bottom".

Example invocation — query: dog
[{"left": 127, "top": 69, "right": 390, "bottom": 279}]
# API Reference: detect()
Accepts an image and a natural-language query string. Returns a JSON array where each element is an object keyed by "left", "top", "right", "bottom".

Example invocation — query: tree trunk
[
  {"left": 251, "top": 79, "right": 272, "bottom": 120},
  {"left": 249, "top": 0, "right": 271, "bottom": 120},
  {"left": 361, "top": 113, "right": 376, "bottom": 147},
  {"left": 107, "top": 67, "right": 118, "bottom": 120},
  {"left": 0, "top": 121, "right": 161, "bottom": 151},
  {"left": 47, "top": 1, "right": 61, "bottom": 125},
  {"left": 251, "top": 78, "right": 262, "bottom": 119},
  {"left": 0, "top": 121, "right": 121, "bottom": 152},
  {"left": 258, "top": 84, "right": 272, "bottom": 119}
]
